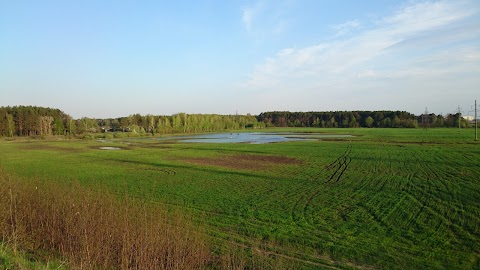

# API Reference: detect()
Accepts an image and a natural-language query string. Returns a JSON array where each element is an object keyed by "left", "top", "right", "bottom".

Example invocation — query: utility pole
[{"left": 468, "top": 101, "right": 478, "bottom": 141}]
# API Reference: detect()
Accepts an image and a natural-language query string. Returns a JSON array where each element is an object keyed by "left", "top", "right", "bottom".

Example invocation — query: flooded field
[{"left": 156, "top": 132, "right": 353, "bottom": 144}]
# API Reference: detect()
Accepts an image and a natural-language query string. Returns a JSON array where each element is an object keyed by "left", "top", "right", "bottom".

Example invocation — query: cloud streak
[
  {"left": 241, "top": 0, "right": 291, "bottom": 36},
  {"left": 242, "top": 6, "right": 255, "bottom": 33},
  {"left": 244, "top": 0, "right": 480, "bottom": 113},
  {"left": 332, "top": 20, "right": 361, "bottom": 37},
  {"left": 242, "top": 1, "right": 265, "bottom": 33}
]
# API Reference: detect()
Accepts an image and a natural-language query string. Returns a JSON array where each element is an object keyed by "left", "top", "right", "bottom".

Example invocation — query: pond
[
  {"left": 99, "top": 146, "right": 122, "bottom": 150},
  {"left": 155, "top": 132, "right": 352, "bottom": 144}
]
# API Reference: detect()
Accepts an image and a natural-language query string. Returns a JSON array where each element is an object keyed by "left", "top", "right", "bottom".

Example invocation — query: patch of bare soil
[
  {"left": 185, "top": 154, "right": 302, "bottom": 171},
  {"left": 19, "top": 144, "right": 82, "bottom": 152}
]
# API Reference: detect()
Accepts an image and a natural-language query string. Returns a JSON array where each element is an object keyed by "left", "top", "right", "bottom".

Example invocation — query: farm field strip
[{"left": 0, "top": 128, "right": 479, "bottom": 269}]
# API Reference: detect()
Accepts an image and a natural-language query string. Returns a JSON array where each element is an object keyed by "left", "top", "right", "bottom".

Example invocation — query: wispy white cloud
[
  {"left": 242, "top": 7, "right": 254, "bottom": 33},
  {"left": 245, "top": 0, "right": 480, "bottom": 96},
  {"left": 242, "top": 1, "right": 265, "bottom": 33},
  {"left": 382, "top": 1, "right": 475, "bottom": 35},
  {"left": 241, "top": 0, "right": 292, "bottom": 36},
  {"left": 332, "top": 20, "right": 361, "bottom": 37}
]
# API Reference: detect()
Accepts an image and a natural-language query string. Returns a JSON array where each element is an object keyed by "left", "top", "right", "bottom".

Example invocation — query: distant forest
[
  {"left": 258, "top": 111, "right": 470, "bottom": 128},
  {"left": 0, "top": 106, "right": 472, "bottom": 137},
  {"left": 0, "top": 106, "right": 263, "bottom": 137}
]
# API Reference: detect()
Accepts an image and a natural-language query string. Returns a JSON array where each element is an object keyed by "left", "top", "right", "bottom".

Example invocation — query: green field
[{"left": 1, "top": 128, "right": 479, "bottom": 269}]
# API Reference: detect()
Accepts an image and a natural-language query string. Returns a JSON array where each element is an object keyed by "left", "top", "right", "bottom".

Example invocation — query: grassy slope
[{"left": 0, "top": 128, "right": 479, "bottom": 269}]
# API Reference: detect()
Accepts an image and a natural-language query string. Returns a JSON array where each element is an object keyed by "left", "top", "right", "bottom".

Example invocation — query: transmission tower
[
  {"left": 422, "top": 107, "right": 430, "bottom": 129},
  {"left": 456, "top": 105, "right": 462, "bottom": 129}
]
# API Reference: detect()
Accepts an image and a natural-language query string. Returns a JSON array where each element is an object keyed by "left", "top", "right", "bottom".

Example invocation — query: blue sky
[{"left": 1, "top": 0, "right": 479, "bottom": 118}]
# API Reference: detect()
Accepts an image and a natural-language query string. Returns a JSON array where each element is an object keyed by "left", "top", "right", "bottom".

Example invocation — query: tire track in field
[
  {"left": 142, "top": 167, "right": 177, "bottom": 175},
  {"left": 363, "top": 145, "right": 470, "bottom": 242},
  {"left": 332, "top": 145, "right": 395, "bottom": 230},
  {"left": 206, "top": 234, "right": 346, "bottom": 270},
  {"left": 142, "top": 194, "right": 354, "bottom": 269},
  {"left": 402, "top": 147, "right": 469, "bottom": 233},
  {"left": 117, "top": 195, "right": 347, "bottom": 269},
  {"left": 324, "top": 145, "right": 352, "bottom": 184},
  {"left": 402, "top": 192, "right": 453, "bottom": 240},
  {"left": 356, "top": 145, "right": 429, "bottom": 234},
  {"left": 411, "top": 150, "right": 441, "bottom": 181},
  {"left": 423, "top": 152, "right": 479, "bottom": 233},
  {"left": 291, "top": 145, "right": 353, "bottom": 226}
]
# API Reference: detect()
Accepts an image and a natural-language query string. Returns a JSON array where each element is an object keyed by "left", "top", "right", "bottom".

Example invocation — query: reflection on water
[{"left": 156, "top": 132, "right": 352, "bottom": 144}]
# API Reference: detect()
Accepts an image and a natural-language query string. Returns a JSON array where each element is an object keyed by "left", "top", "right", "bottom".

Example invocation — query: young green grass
[
  {"left": 0, "top": 241, "right": 68, "bottom": 270},
  {"left": 0, "top": 128, "right": 479, "bottom": 269}
]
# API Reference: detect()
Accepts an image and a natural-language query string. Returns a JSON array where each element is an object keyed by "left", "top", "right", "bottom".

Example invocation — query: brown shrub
[{"left": 0, "top": 170, "right": 211, "bottom": 269}]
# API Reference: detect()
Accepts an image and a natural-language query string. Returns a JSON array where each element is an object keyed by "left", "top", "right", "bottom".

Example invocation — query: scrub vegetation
[
  {"left": 0, "top": 128, "right": 479, "bottom": 269},
  {"left": 0, "top": 106, "right": 471, "bottom": 139},
  {"left": 0, "top": 169, "right": 213, "bottom": 269}
]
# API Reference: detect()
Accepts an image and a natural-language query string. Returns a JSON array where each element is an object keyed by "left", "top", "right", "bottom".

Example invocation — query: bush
[
  {"left": 0, "top": 170, "right": 211, "bottom": 269},
  {"left": 82, "top": 134, "right": 95, "bottom": 140},
  {"left": 113, "top": 132, "right": 127, "bottom": 139}
]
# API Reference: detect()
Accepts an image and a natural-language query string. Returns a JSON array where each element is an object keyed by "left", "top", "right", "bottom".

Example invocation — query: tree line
[
  {"left": 0, "top": 106, "right": 473, "bottom": 137},
  {"left": 257, "top": 111, "right": 471, "bottom": 128},
  {"left": 99, "top": 113, "right": 265, "bottom": 135},
  {"left": 0, "top": 106, "right": 72, "bottom": 137},
  {"left": 0, "top": 106, "right": 264, "bottom": 137}
]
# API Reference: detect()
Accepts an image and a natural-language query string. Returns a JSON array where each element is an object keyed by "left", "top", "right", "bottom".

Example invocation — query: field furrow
[{"left": 1, "top": 128, "right": 479, "bottom": 269}]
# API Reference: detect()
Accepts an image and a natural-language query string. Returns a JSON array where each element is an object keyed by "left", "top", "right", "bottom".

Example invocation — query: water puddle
[
  {"left": 99, "top": 147, "right": 121, "bottom": 150},
  {"left": 155, "top": 132, "right": 352, "bottom": 144}
]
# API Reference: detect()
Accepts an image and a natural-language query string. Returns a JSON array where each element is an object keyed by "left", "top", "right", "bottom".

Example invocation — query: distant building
[
  {"left": 464, "top": 116, "right": 479, "bottom": 125},
  {"left": 463, "top": 116, "right": 479, "bottom": 125},
  {"left": 101, "top": 127, "right": 113, "bottom": 133}
]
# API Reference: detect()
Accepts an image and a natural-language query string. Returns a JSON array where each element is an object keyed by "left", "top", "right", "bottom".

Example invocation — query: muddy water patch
[
  {"left": 184, "top": 154, "right": 302, "bottom": 171},
  {"left": 155, "top": 132, "right": 353, "bottom": 144},
  {"left": 99, "top": 147, "right": 122, "bottom": 150},
  {"left": 19, "top": 143, "right": 83, "bottom": 152}
]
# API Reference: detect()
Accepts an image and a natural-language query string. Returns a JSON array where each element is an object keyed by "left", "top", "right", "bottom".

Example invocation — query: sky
[{"left": 1, "top": 0, "right": 479, "bottom": 119}]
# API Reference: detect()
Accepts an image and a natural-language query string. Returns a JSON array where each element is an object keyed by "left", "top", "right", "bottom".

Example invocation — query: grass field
[{"left": 0, "top": 128, "right": 479, "bottom": 269}]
